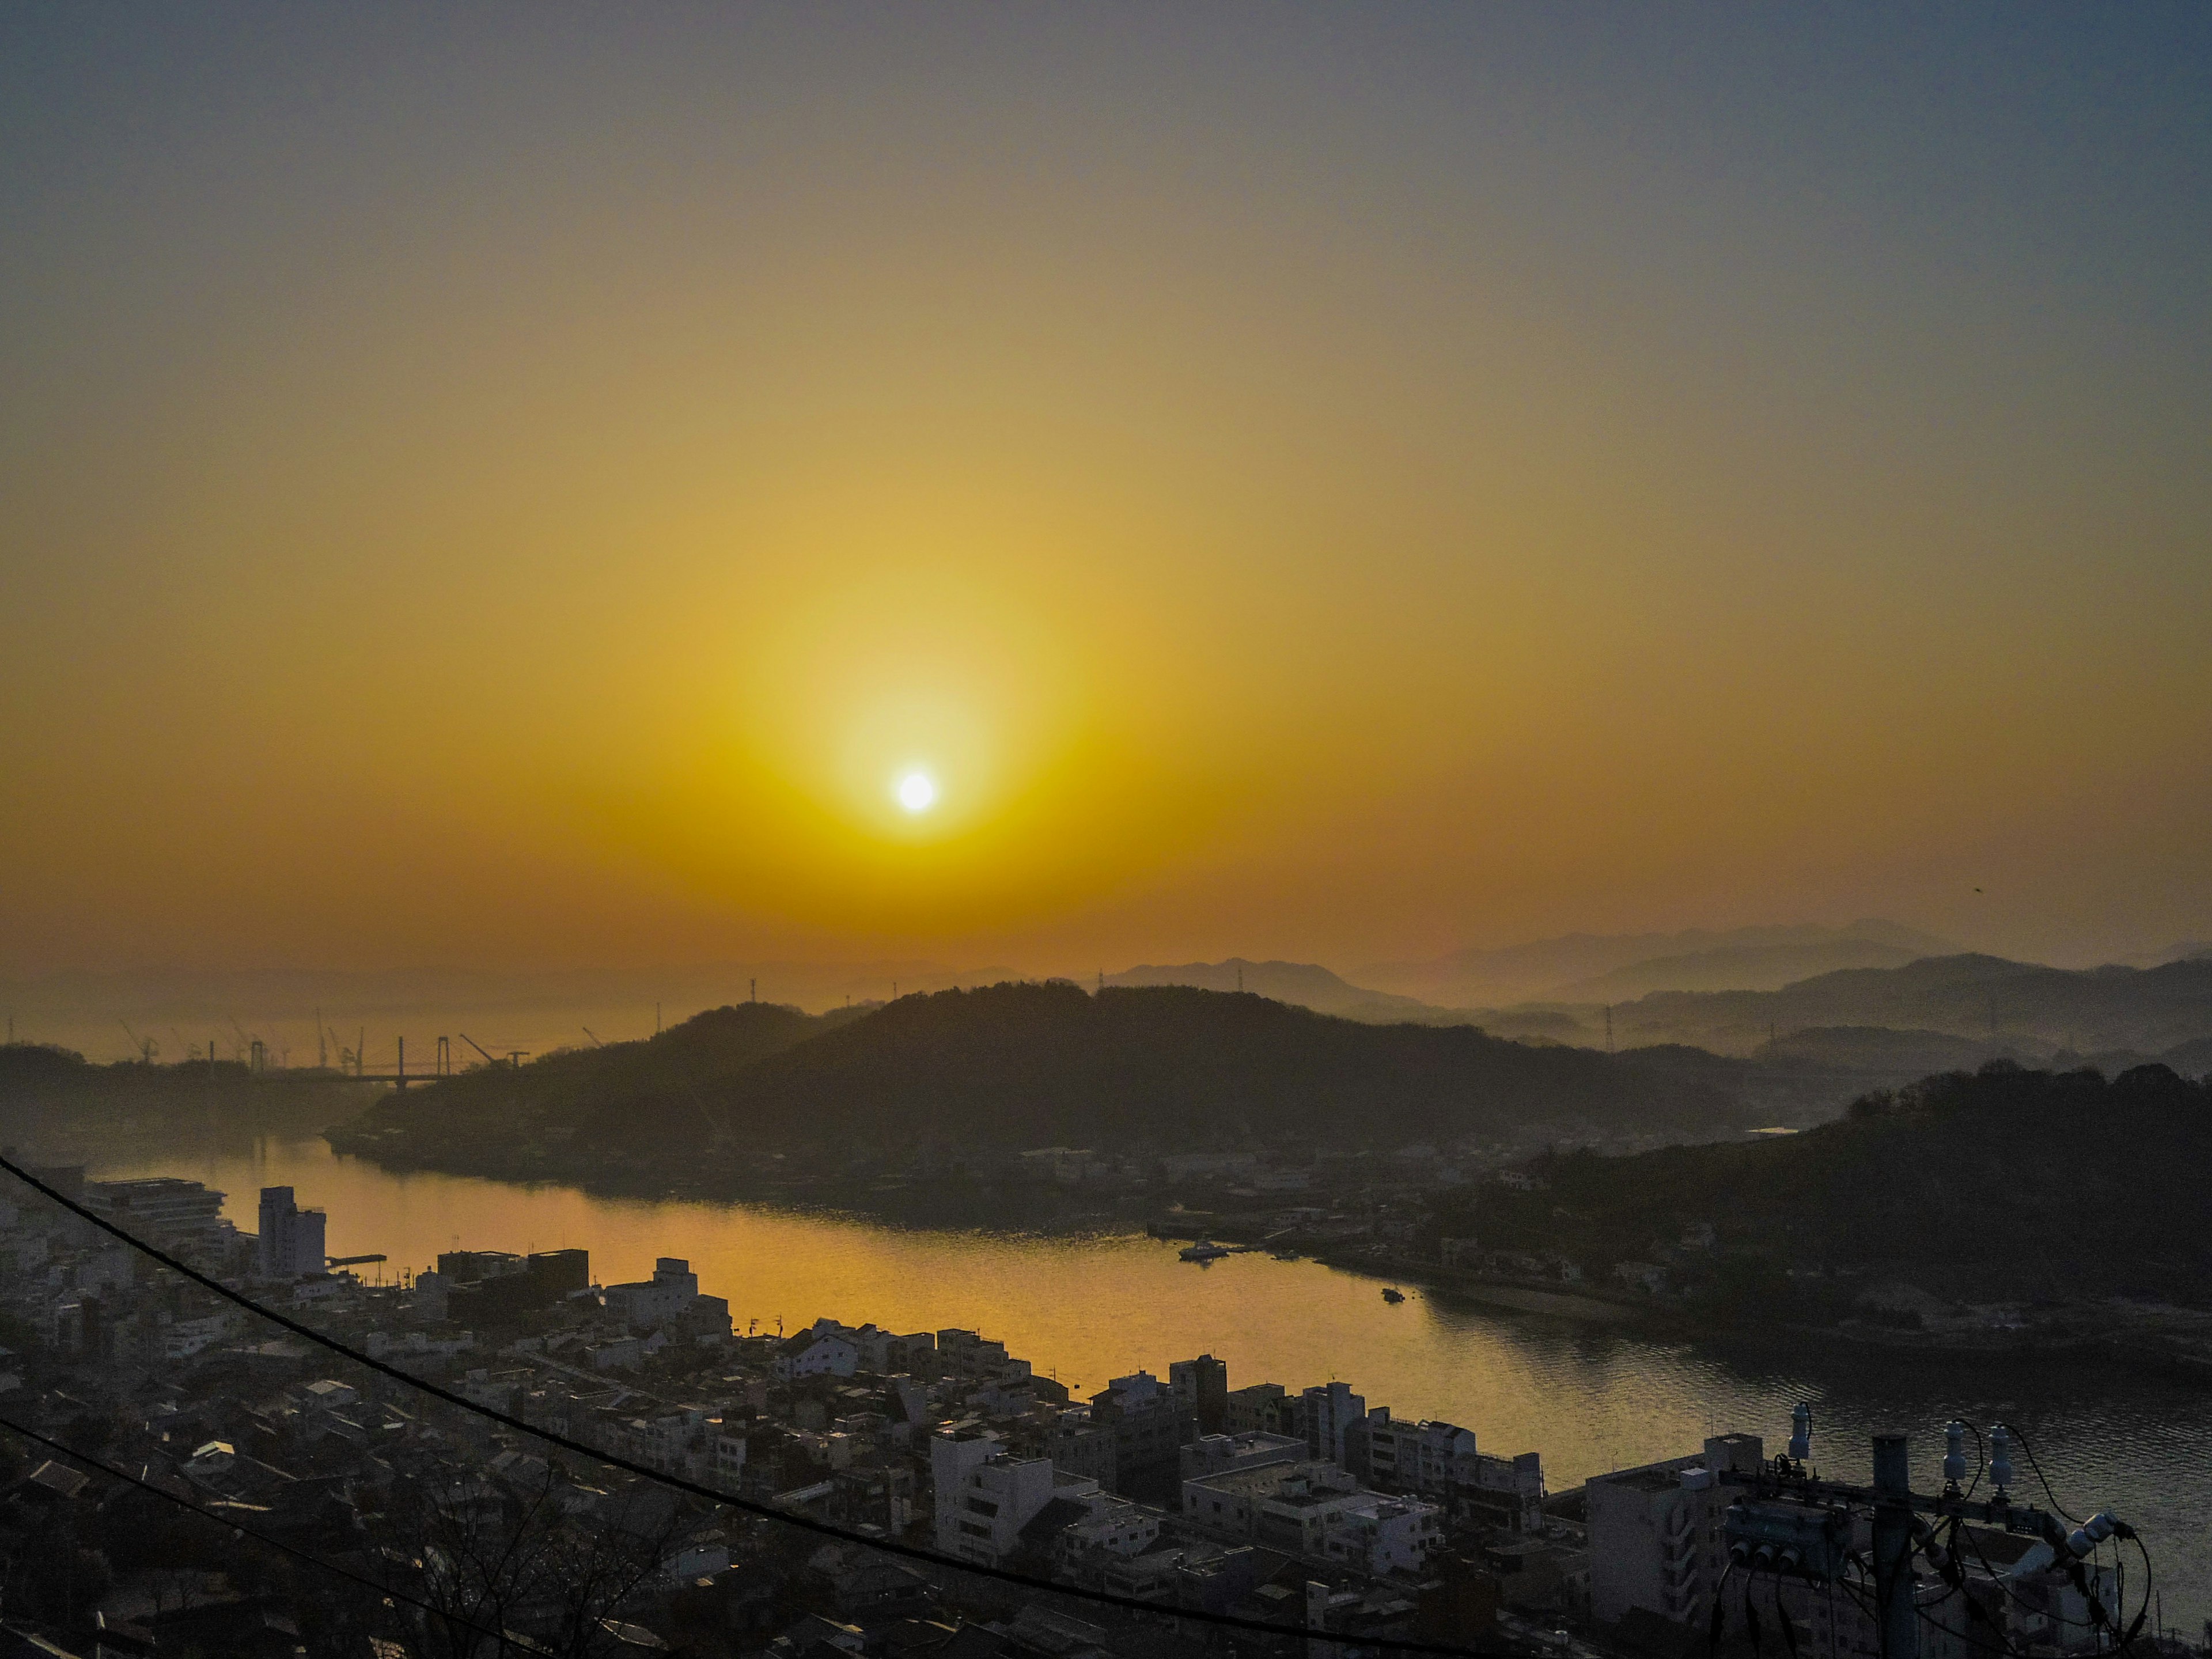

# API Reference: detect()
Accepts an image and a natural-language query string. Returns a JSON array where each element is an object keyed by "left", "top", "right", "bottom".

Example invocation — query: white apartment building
[
  {"left": 1183, "top": 1459, "right": 1442, "bottom": 1575},
  {"left": 1586, "top": 1435, "right": 1763, "bottom": 1628},
  {"left": 774, "top": 1325, "right": 861, "bottom": 1380},
  {"left": 931, "top": 1431, "right": 1103, "bottom": 1568},
  {"left": 1324, "top": 1492, "right": 1445, "bottom": 1577},
  {"left": 602, "top": 1258, "right": 701, "bottom": 1329}
]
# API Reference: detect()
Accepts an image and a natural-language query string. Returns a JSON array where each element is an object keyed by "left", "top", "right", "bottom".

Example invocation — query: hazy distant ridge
[{"left": 1362, "top": 920, "right": 1956, "bottom": 1006}]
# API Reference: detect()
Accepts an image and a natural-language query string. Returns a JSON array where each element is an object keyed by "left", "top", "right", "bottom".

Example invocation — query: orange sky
[{"left": 3, "top": 8, "right": 2208, "bottom": 976}]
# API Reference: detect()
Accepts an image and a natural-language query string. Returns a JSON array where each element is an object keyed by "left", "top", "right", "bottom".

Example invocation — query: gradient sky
[{"left": 3, "top": 5, "right": 2208, "bottom": 976}]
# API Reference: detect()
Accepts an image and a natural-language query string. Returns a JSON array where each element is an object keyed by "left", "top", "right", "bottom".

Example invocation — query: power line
[
  {"left": 0, "top": 1412, "right": 519, "bottom": 1652},
  {"left": 0, "top": 1154, "right": 1521, "bottom": 1659}
]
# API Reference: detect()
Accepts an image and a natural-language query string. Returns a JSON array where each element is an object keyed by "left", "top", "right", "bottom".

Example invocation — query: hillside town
[{"left": 0, "top": 1165, "right": 2143, "bottom": 1659}]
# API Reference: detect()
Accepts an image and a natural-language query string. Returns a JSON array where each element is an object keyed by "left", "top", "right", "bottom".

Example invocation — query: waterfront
[{"left": 82, "top": 1133, "right": 2212, "bottom": 1630}]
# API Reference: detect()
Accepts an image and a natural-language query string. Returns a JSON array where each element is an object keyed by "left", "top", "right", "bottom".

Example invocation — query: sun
[{"left": 896, "top": 771, "right": 938, "bottom": 813}]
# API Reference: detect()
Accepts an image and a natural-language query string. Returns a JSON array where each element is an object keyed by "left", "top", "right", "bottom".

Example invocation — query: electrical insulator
[
  {"left": 1944, "top": 1421, "right": 1968, "bottom": 1488},
  {"left": 1789, "top": 1401, "right": 1812, "bottom": 1464},
  {"left": 1990, "top": 1425, "right": 2014, "bottom": 1494},
  {"left": 2066, "top": 1511, "right": 2118, "bottom": 1558}
]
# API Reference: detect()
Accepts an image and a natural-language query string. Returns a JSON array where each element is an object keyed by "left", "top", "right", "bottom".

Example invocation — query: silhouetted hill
[
  {"left": 1361, "top": 921, "right": 1952, "bottom": 1006},
  {"left": 1435, "top": 1060, "right": 2212, "bottom": 1309},
  {"left": 328, "top": 1001, "right": 854, "bottom": 1161},
  {"left": 1559, "top": 937, "right": 1930, "bottom": 1001},
  {"left": 1103, "top": 959, "right": 1448, "bottom": 1019},
  {"left": 0, "top": 1042, "right": 373, "bottom": 1157},
  {"left": 1615, "top": 954, "right": 2212, "bottom": 1056},
  {"left": 335, "top": 983, "right": 1756, "bottom": 1175}
]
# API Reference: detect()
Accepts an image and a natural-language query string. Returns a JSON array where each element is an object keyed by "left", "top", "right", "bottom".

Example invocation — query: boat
[
  {"left": 1179, "top": 1240, "right": 1232, "bottom": 1262},
  {"left": 1381, "top": 1287, "right": 1406, "bottom": 1304}
]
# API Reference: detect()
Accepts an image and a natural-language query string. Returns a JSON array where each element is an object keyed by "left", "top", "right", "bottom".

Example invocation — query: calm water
[{"left": 80, "top": 1137, "right": 2211, "bottom": 1628}]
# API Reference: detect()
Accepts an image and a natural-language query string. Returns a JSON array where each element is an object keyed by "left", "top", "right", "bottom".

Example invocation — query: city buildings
[
  {"left": 255, "top": 1185, "right": 327, "bottom": 1281},
  {"left": 15, "top": 1158, "right": 2116, "bottom": 1659}
]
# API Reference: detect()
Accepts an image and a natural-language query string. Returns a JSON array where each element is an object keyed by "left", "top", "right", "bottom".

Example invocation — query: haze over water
[{"left": 85, "top": 1135, "right": 2211, "bottom": 1631}]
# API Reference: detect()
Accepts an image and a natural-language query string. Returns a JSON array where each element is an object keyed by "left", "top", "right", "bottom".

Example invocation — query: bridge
[{"left": 335, "top": 1032, "right": 528, "bottom": 1087}]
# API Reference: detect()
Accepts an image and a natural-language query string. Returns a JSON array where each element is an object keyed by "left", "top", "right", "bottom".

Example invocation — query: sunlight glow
[{"left": 897, "top": 771, "right": 938, "bottom": 813}]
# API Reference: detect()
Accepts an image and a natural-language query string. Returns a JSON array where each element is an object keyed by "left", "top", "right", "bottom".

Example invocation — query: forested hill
[
  {"left": 1443, "top": 1060, "right": 2212, "bottom": 1306},
  {"left": 332, "top": 981, "right": 1750, "bottom": 1170},
  {"left": 0, "top": 1041, "right": 373, "bottom": 1153}
]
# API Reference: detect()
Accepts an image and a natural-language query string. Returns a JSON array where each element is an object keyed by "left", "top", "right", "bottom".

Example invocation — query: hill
[
  {"left": 1101, "top": 959, "right": 1453, "bottom": 1021},
  {"left": 1614, "top": 953, "right": 2212, "bottom": 1055},
  {"left": 1430, "top": 1060, "right": 2212, "bottom": 1312},
  {"left": 0, "top": 1041, "right": 374, "bottom": 1161},
  {"left": 1361, "top": 921, "right": 1952, "bottom": 1006},
  {"left": 332, "top": 982, "right": 1758, "bottom": 1180},
  {"left": 1557, "top": 937, "right": 1929, "bottom": 1001}
]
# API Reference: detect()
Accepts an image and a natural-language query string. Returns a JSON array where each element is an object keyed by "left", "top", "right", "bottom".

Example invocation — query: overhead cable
[{"left": 0, "top": 1154, "right": 1519, "bottom": 1659}]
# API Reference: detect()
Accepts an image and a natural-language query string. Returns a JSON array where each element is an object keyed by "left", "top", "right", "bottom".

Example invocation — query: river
[{"left": 77, "top": 1134, "right": 2211, "bottom": 1631}]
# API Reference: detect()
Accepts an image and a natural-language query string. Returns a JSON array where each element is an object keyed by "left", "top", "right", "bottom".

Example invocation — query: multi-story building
[
  {"left": 1346, "top": 1408, "right": 1548, "bottom": 1532},
  {"left": 90, "top": 1177, "right": 229, "bottom": 1242},
  {"left": 1181, "top": 1459, "right": 1442, "bottom": 1575},
  {"left": 1087, "top": 1371, "right": 1193, "bottom": 1501},
  {"left": 1169, "top": 1353, "right": 1229, "bottom": 1434},
  {"left": 1224, "top": 1381, "right": 1290, "bottom": 1435},
  {"left": 1293, "top": 1380, "right": 1365, "bottom": 1465},
  {"left": 255, "top": 1186, "right": 327, "bottom": 1280},
  {"left": 1180, "top": 1430, "right": 1306, "bottom": 1482},
  {"left": 931, "top": 1432, "right": 1103, "bottom": 1568},
  {"left": 773, "top": 1323, "right": 861, "bottom": 1380},
  {"left": 602, "top": 1257, "right": 701, "bottom": 1330},
  {"left": 1350, "top": 1410, "right": 1475, "bottom": 1491},
  {"left": 1586, "top": 1435, "right": 1764, "bottom": 1628},
  {"left": 1035, "top": 1407, "right": 1118, "bottom": 1488}
]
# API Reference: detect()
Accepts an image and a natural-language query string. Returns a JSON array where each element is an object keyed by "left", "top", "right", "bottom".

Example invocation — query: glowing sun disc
[{"left": 896, "top": 771, "right": 937, "bottom": 812}]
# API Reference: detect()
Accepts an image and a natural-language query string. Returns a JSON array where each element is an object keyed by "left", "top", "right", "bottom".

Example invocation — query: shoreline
[{"left": 329, "top": 1139, "right": 2212, "bottom": 1384}]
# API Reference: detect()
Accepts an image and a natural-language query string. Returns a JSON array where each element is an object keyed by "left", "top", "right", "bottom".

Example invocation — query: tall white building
[{"left": 256, "top": 1187, "right": 327, "bottom": 1281}]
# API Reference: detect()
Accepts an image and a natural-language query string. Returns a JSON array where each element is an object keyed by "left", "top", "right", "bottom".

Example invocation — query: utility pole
[
  {"left": 1719, "top": 1416, "right": 2137, "bottom": 1659},
  {"left": 397, "top": 1035, "right": 406, "bottom": 1090},
  {"left": 1872, "top": 1433, "right": 1916, "bottom": 1659},
  {"left": 750, "top": 978, "right": 757, "bottom": 1003}
]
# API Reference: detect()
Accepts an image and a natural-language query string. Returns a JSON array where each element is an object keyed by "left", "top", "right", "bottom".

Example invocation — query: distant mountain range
[
  {"left": 1613, "top": 953, "right": 2212, "bottom": 1057},
  {"left": 1359, "top": 921, "right": 1955, "bottom": 1006},
  {"left": 1087, "top": 946, "right": 2212, "bottom": 1066}
]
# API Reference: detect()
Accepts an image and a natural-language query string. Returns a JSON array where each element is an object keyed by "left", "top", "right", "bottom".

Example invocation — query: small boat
[
  {"left": 1381, "top": 1287, "right": 1406, "bottom": 1304},
  {"left": 1179, "top": 1239, "right": 1232, "bottom": 1262}
]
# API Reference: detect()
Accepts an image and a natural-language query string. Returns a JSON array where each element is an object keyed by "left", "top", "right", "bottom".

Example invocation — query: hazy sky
[{"left": 4, "top": 5, "right": 2207, "bottom": 976}]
